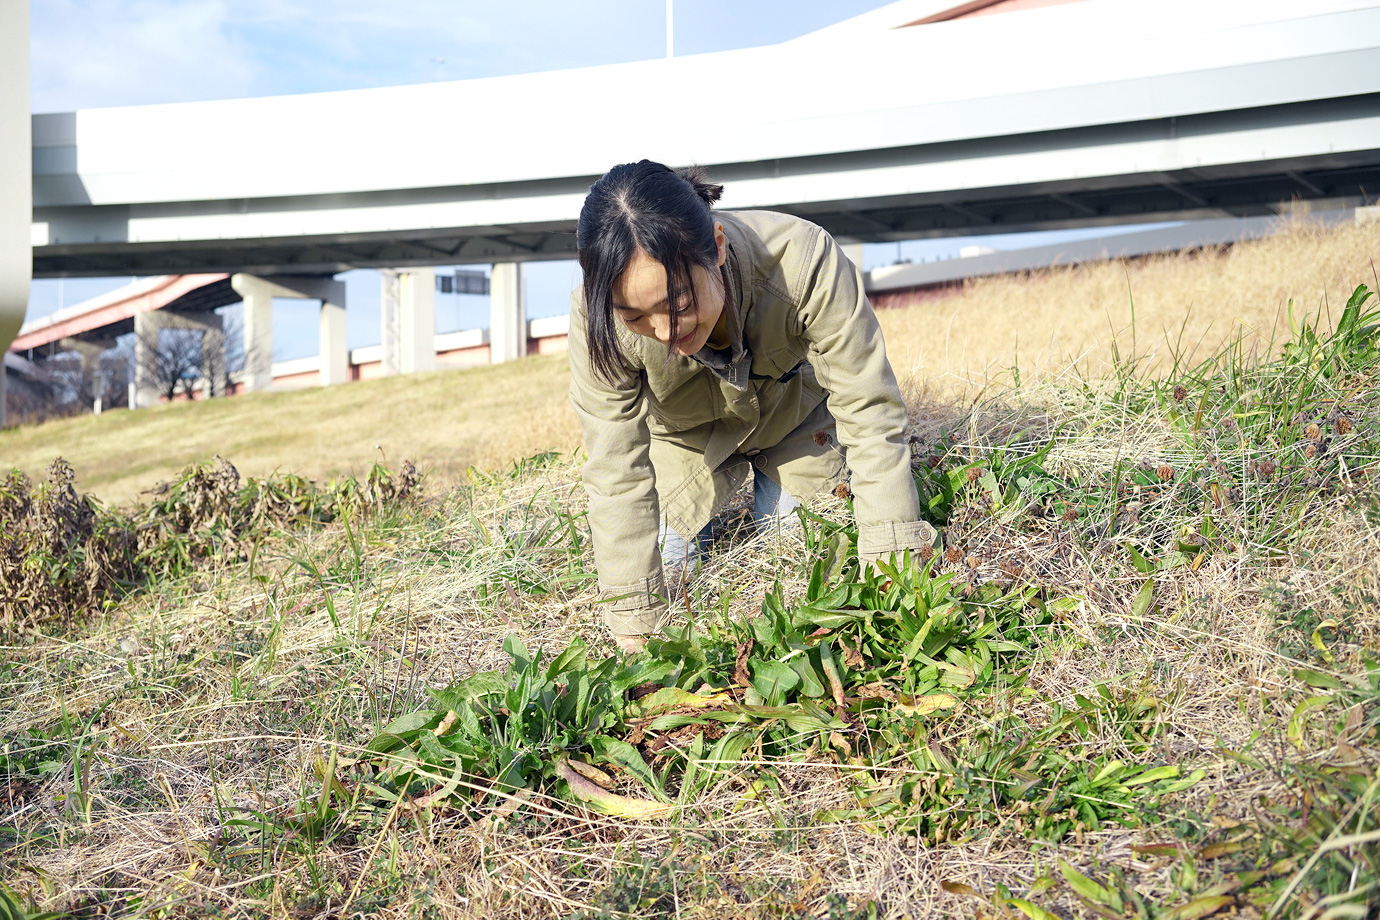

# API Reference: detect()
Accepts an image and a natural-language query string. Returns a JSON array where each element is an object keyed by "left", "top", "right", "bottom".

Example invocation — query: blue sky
[{"left": 25, "top": 0, "right": 1161, "bottom": 359}]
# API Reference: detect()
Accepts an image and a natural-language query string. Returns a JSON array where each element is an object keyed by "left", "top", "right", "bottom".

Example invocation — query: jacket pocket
[
  {"left": 647, "top": 372, "right": 718, "bottom": 431},
  {"left": 750, "top": 343, "right": 806, "bottom": 384}
]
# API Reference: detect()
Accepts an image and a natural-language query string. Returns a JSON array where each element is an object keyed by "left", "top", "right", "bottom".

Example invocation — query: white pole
[
  {"left": 666, "top": 0, "right": 674, "bottom": 58},
  {"left": 0, "top": 0, "right": 30, "bottom": 431}
]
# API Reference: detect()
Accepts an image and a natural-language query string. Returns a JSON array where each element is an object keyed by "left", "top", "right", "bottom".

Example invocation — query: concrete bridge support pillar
[
  {"left": 58, "top": 336, "right": 114, "bottom": 412},
  {"left": 400, "top": 269, "right": 434, "bottom": 375},
  {"left": 841, "top": 243, "right": 866, "bottom": 277},
  {"left": 132, "top": 310, "right": 224, "bottom": 406},
  {"left": 232, "top": 274, "right": 347, "bottom": 390},
  {"left": 0, "top": 1, "right": 31, "bottom": 430},
  {"left": 318, "top": 291, "right": 348, "bottom": 386},
  {"left": 201, "top": 319, "right": 226, "bottom": 397},
  {"left": 133, "top": 310, "right": 165, "bottom": 407},
  {"left": 490, "top": 262, "right": 526, "bottom": 365},
  {"left": 380, "top": 271, "right": 400, "bottom": 375},
  {"left": 380, "top": 269, "right": 435, "bottom": 376},
  {"left": 231, "top": 275, "right": 275, "bottom": 393}
]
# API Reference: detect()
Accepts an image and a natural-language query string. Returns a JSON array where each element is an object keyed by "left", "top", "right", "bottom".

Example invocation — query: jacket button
[{"left": 753, "top": 453, "right": 768, "bottom": 470}]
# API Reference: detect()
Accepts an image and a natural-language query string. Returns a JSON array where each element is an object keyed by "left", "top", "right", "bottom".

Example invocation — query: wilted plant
[{"left": 0, "top": 456, "right": 422, "bottom": 634}]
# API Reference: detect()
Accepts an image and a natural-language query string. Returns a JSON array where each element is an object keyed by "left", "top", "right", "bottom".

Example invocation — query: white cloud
[
  {"left": 31, "top": 0, "right": 667, "bottom": 111},
  {"left": 31, "top": 0, "right": 261, "bottom": 111},
  {"left": 30, "top": 1, "right": 894, "bottom": 112}
]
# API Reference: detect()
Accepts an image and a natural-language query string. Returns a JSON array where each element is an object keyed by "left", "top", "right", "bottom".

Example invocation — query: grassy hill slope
[
  {"left": 3, "top": 217, "right": 1376, "bottom": 507},
  {"left": 0, "top": 353, "right": 581, "bottom": 506},
  {"left": 2, "top": 217, "right": 1379, "bottom": 918}
]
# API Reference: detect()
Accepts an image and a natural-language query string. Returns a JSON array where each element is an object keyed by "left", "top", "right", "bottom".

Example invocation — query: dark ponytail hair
[{"left": 576, "top": 160, "right": 724, "bottom": 383}]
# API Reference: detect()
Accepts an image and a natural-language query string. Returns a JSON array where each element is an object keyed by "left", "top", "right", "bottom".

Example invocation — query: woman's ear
[{"left": 714, "top": 223, "right": 727, "bottom": 267}]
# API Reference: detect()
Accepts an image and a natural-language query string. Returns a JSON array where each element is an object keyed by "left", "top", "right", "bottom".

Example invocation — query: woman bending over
[{"left": 570, "top": 159, "right": 936, "bottom": 651}]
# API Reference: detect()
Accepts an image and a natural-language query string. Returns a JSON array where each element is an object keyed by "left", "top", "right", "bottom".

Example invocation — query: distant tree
[
  {"left": 217, "top": 304, "right": 247, "bottom": 394},
  {"left": 137, "top": 326, "right": 206, "bottom": 402}
]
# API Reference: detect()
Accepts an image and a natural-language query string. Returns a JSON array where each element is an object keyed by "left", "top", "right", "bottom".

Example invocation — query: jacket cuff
[
  {"left": 599, "top": 573, "right": 670, "bottom": 637},
  {"left": 857, "top": 520, "right": 940, "bottom": 562}
]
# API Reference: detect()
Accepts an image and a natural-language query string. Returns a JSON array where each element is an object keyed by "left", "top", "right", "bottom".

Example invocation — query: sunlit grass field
[
  {"left": 2, "top": 217, "right": 1376, "bottom": 508},
  {"left": 2, "top": 216, "right": 1378, "bottom": 919}
]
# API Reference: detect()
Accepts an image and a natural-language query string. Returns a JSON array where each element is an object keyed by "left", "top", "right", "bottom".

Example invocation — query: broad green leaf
[
  {"left": 1123, "top": 765, "right": 1179, "bottom": 786},
  {"left": 1287, "top": 695, "right": 1332, "bottom": 750},
  {"left": 544, "top": 638, "right": 587, "bottom": 683},
  {"left": 807, "top": 560, "right": 825, "bottom": 602},
  {"left": 502, "top": 633, "right": 531, "bottom": 670},
  {"left": 1058, "top": 859, "right": 1115, "bottom": 906},
  {"left": 1161, "top": 894, "right": 1234, "bottom": 920},
  {"left": 1045, "top": 595, "right": 1085, "bottom": 616},
  {"left": 789, "top": 656, "right": 826, "bottom": 698},
  {"left": 791, "top": 605, "right": 869, "bottom": 630},
  {"left": 1126, "top": 543, "right": 1155, "bottom": 574},
  {"left": 900, "top": 614, "right": 937, "bottom": 666},
  {"left": 1008, "top": 897, "right": 1061, "bottom": 920},
  {"left": 1292, "top": 668, "right": 1344, "bottom": 690},
  {"left": 783, "top": 710, "right": 842, "bottom": 734},
  {"left": 1311, "top": 619, "right": 1339, "bottom": 663},
  {"left": 589, "top": 735, "right": 665, "bottom": 799},
  {"left": 822, "top": 530, "right": 850, "bottom": 585},
  {"left": 554, "top": 758, "right": 671, "bottom": 820},
  {"left": 1091, "top": 760, "right": 1127, "bottom": 784},
  {"left": 1158, "top": 768, "right": 1206, "bottom": 793},
  {"left": 364, "top": 731, "right": 408, "bottom": 755},
  {"left": 1157, "top": 551, "right": 1189, "bottom": 572},
  {"left": 1131, "top": 578, "right": 1154, "bottom": 619},
  {"left": 430, "top": 671, "right": 507, "bottom": 710},
  {"left": 625, "top": 687, "right": 733, "bottom": 719},
  {"left": 376, "top": 709, "right": 441, "bottom": 739},
  {"left": 978, "top": 469, "right": 1002, "bottom": 506},
  {"left": 818, "top": 640, "right": 846, "bottom": 706},
  {"left": 750, "top": 659, "right": 800, "bottom": 703},
  {"left": 611, "top": 658, "right": 677, "bottom": 692}
]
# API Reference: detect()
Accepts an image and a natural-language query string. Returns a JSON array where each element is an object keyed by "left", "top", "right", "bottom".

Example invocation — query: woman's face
[{"left": 611, "top": 224, "right": 727, "bottom": 357}]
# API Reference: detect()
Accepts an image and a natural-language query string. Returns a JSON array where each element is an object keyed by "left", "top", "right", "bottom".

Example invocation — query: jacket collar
[{"left": 688, "top": 233, "right": 752, "bottom": 390}]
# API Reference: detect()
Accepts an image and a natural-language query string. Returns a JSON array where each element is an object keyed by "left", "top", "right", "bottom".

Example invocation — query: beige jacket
[{"left": 569, "top": 210, "right": 932, "bottom": 635}]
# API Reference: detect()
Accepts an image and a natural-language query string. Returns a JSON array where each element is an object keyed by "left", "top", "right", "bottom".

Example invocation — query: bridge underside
[
  {"left": 34, "top": 154, "right": 1377, "bottom": 278},
  {"left": 32, "top": 95, "right": 1380, "bottom": 278}
]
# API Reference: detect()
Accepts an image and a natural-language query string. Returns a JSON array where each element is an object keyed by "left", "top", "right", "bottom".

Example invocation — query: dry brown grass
[
  {"left": 4, "top": 387, "right": 1375, "bottom": 917},
  {"left": 3, "top": 216, "right": 1375, "bottom": 510},
  {"left": 0, "top": 355, "right": 583, "bottom": 507},
  {"left": 879, "top": 217, "right": 1380, "bottom": 395},
  {"left": 3, "top": 215, "right": 1379, "bottom": 918}
]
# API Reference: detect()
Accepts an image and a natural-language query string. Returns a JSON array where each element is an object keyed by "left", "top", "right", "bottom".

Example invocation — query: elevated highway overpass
[
  {"left": 25, "top": 0, "right": 1380, "bottom": 279},
  {"left": 5, "top": 0, "right": 1380, "bottom": 422}
]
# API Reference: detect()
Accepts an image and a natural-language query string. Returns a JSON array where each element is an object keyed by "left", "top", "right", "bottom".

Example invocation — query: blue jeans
[{"left": 659, "top": 470, "right": 801, "bottom": 571}]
